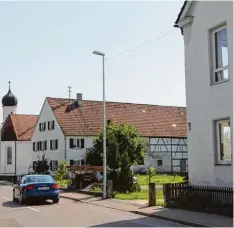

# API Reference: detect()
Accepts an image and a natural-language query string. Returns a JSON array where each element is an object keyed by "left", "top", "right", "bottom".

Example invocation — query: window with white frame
[
  {"left": 211, "top": 25, "right": 229, "bottom": 84},
  {"left": 50, "top": 160, "right": 58, "bottom": 171},
  {"left": 48, "top": 121, "right": 55, "bottom": 131},
  {"left": 69, "top": 138, "right": 85, "bottom": 149},
  {"left": 39, "top": 122, "right": 46, "bottom": 132},
  {"left": 50, "top": 139, "right": 58, "bottom": 150},
  {"left": 215, "top": 119, "right": 231, "bottom": 164}
]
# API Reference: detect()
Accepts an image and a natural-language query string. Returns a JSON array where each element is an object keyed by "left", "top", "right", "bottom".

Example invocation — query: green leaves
[
  {"left": 33, "top": 153, "right": 49, "bottom": 174},
  {"left": 55, "top": 160, "right": 68, "bottom": 186},
  {"left": 84, "top": 122, "right": 146, "bottom": 192}
]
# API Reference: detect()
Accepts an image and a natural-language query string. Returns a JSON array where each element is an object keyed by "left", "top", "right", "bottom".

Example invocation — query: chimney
[{"left": 76, "top": 93, "right": 82, "bottom": 106}]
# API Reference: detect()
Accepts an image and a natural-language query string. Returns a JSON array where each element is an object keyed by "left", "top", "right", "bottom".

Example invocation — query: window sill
[
  {"left": 211, "top": 79, "right": 229, "bottom": 86},
  {"left": 214, "top": 163, "right": 232, "bottom": 166}
]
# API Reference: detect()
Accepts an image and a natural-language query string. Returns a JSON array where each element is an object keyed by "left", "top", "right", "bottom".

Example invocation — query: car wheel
[
  {"left": 13, "top": 190, "right": 17, "bottom": 202},
  {"left": 53, "top": 198, "right": 59, "bottom": 204},
  {"left": 19, "top": 192, "right": 24, "bottom": 204}
]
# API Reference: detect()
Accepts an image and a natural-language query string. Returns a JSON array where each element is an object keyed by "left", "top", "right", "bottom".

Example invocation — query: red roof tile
[
  {"left": 10, "top": 114, "right": 38, "bottom": 141},
  {"left": 47, "top": 97, "right": 187, "bottom": 137}
]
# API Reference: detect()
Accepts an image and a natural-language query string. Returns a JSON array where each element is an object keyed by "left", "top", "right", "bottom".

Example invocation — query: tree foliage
[
  {"left": 33, "top": 153, "right": 50, "bottom": 174},
  {"left": 85, "top": 122, "right": 146, "bottom": 192},
  {"left": 55, "top": 160, "right": 68, "bottom": 187}
]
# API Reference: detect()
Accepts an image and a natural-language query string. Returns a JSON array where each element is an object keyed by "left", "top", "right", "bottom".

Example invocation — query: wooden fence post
[
  {"left": 107, "top": 180, "right": 113, "bottom": 198},
  {"left": 149, "top": 183, "right": 156, "bottom": 206}
]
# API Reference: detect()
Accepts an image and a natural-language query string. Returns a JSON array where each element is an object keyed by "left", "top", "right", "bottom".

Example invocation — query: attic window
[
  {"left": 48, "top": 121, "right": 55, "bottom": 130},
  {"left": 39, "top": 122, "right": 46, "bottom": 132}
]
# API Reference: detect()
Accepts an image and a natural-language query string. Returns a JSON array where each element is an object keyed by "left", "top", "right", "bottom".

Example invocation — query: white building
[
  {"left": 0, "top": 82, "right": 38, "bottom": 180},
  {"left": 0, "top": 82, "right": 188, "bottom": 178},
  {"left": 31, "top": 94, "right": 188, "bottom": 174},
  {"left": 174, "top": 1, "right": 233, "bottom": 186}
]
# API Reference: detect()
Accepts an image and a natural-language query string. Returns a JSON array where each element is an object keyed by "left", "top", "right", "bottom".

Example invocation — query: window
[
  {"left": 69, "top": 138, "right": 85, "bottom": 149},
  {"left": 157, "top": 160, "right": 163, "bottom": 166},
  {"left": 50, "top": 139, "right": 58, "bottom": 150},
  {"left": 50, "top": 160, "right": 58, "bottom": 171},
  {"left": 215, "top": 119, "right": 231, "bottom": 164},
  {"left": 39, "top": 141, "right": 47, "bottom": 151},
  {"left": 39, "top": 122, "right": 46, "bottom": 132},
  {"left": 7, "top": 147, "right": 12, "bottom": 164},
  {"left": 48, "top": 121, "right": 55, "bottom": 131},
  {"left": 211, "top": 25, "right": 229, "bottom": 84},
  {"left": 69, "top": 160, "right": 81, "bottom": 166},
  {"left": 33, "top": 142, "right": 39, "bottom": 152}
]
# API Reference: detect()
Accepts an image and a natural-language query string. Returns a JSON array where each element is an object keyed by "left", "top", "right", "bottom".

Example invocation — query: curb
[
  {"left": 60, "top": 194, "right": 210, "bottom": 227},
  {"left": 131, "top": 211, "right": 210, "bottom": 227}
]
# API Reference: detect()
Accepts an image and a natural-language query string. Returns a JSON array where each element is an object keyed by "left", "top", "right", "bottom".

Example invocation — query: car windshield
[{"left": 26, "top": 175, "right": 54, "bottom": 183}]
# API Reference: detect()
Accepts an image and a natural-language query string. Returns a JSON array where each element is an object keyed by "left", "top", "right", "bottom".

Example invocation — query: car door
[{"left": 14, "top": 176, "right": 26, "bottom": 199}]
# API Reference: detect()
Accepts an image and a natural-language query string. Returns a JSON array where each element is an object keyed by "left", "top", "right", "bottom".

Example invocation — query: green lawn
[
  {"left": 135, "top": 174, "right": 184, "bottom": 186},
  {"left": 114, "top": 190, "right": 164, "bottom": 206}
]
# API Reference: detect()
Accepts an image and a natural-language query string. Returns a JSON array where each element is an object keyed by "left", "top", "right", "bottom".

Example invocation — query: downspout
[
  {"left": 15, "top": 141, "right": 17, "bottom": 175},
  {"left": 64, "top": 136, "right": 67, "bottom": 160}
]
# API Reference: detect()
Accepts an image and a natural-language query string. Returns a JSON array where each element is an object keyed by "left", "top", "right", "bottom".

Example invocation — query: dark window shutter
[
  {"left": 37, "top": 142, "right": 41, "bottom": 151},
  {"left": 50, "top": 161, "right": 52, "bottom": 170},
  {"left": 52, "top": 121, "right": 55, "bottom": 129},
  {"left": 77, "top": 139, "right": 80, "bottom": 148},
  {"left": 45, "top": 141, "right": 47, "bottom": 151},
  {"left": 33, "top": 161, "right": 36, "bottom": 170},
  {"left": 33, "top": 142, "right": 35, "bottom": 151},
  {"left": 55, "top": 160, "right": 58, "bottom": 169},
  {"left": 70, "top": 138, "right": 74, "bottom": 148},
  {"left": 44, "top": 122, "right": 46, "bottom": 131},
  {"left": 50, "top": 140, "right": 52, "bottom": 150},
  {"left": 81, "top": 139, "right": 85, "bottom": 148},
  {"left": 81, "top": 159, "right": 85, "bottom": 166},
  {"left": 55, "top": 139, "right": 58, "bottom": 149},
  {"left": 39, "top": 123, "right": 41, "bottom": 131},
  {"left": 70, "top": 160, "right": 74, "bottom": 165},
  {"left": 48, "top": 122, "right": 50, "bottom": 130}
]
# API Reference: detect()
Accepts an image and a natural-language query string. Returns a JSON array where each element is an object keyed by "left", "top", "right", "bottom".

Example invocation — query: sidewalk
[{"left": 60, "top": 191, "right": 233, "bottom": 227}]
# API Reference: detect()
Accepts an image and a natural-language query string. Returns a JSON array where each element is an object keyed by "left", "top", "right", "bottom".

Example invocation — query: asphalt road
[{"left": 0, "top": 184, "right": 184, "bottom": 227}]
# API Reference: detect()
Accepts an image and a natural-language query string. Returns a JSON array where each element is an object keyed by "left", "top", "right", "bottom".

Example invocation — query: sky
[{"left": 0, "top": 0, "right": 185, "bottom": 121}]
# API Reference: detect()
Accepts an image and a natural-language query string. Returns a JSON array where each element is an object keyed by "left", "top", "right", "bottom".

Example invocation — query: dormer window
[
  {"left": 39, "top": 122, "right": 46, "bottom": 132},
  {"left": 48, "top": 121, "right": 55, "bottom": 131}
]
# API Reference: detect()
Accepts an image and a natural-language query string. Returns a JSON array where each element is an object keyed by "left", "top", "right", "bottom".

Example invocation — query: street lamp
[{"left": 92, "top": 50, "right": 107, "bottom": 199}]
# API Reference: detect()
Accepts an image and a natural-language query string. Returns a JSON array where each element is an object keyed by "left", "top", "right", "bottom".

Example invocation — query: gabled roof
[
  {"left": 47, "top": 97, "right": 187, "bottom": 138},
  {"left": 174, "top": 1, "right": 193, "bottom": 35},
  {"left": 1, "top": 114, "right": 38, "bottom": 141}
]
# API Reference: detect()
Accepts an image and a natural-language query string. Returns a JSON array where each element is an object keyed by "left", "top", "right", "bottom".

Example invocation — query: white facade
[
  {"left": 31, "top": 99, "right": 65, "bottom": 165},
  {"left": 31, "top": 98, "right": 95, "bottom": 170},
  {"left": 0, "top": 141, "right": 32, "bottom": 175},
  {"left": 177, "top": 1, "right": 233, "bottom": 186}
]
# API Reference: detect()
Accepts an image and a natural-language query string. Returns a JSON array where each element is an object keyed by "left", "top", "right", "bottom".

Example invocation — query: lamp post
[{"left": 92, "top": 50, "right": 107, "bottom": 199}]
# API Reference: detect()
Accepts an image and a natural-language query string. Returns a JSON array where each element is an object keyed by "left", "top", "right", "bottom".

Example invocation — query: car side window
[{"left": 19, "top": 176, "right": 26, "bottom": 184}]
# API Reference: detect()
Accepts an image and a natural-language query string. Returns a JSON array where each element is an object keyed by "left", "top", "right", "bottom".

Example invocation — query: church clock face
[{"left": 148, "top": 137, "right": 188, "bottom": 173}]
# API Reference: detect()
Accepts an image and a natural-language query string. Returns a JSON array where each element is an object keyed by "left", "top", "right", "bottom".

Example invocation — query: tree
[
  {"left": 85, "top": 122, "right": 146, "bottom": 192},
  {"left": 33, "top": 153, "right": 49, "bottom": 174},
  {"left": 54, "top": 160, "right": 68, "bottom": 187}
]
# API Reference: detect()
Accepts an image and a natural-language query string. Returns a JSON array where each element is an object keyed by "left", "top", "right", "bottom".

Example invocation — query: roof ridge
[
  {"left": 46, "top": 97, "right": 186, "bottom": 108},
  {"left": 11, "top": 113, "right": 38, "bottom": 116}
]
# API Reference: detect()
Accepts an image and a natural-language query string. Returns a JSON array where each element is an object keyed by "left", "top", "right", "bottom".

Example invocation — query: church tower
[{"left": 2, "top": 81, "right": 18, "bottom": 123}]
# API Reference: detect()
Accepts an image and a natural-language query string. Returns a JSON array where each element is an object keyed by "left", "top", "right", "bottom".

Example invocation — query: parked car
[{"left": 13, "top": 174, "right": 59, "bottom": 204}]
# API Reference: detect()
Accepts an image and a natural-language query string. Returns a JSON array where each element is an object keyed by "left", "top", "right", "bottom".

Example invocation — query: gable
[
  {"left": 31, "top": 98, "right": 64, "bottom": 141},
  {"left": 47, "top": 97, "right": 187, "bottom": 138},
  {"left": 1, "top": 115, "right": 17, "bottom": 141},
  {"left": 174, "top": 1, "right": 196, "bottom": 34}
]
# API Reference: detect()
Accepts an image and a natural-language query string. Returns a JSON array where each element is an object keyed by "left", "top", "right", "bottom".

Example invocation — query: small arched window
[{"left": 7, "top": 147, "right": 12, "bottom": 164}]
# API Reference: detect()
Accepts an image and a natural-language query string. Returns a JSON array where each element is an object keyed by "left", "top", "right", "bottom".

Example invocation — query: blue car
[{"left": 13, "top": 174, "right": 59, "bottom": 204}]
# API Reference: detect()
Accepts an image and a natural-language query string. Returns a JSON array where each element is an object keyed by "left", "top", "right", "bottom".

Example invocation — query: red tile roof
[
  {"left": 47, "top": 97, "right": 187, "bottom": 137},
  {"left": 10, "top": 114, "right": 38, "bottom": 140}
]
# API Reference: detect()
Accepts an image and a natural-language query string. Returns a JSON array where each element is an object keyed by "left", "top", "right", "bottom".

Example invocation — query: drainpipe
[
  {"left": 15, "top": 141, "right": 17, "bottom": 175},
  {"left": 64, "top": 136, "right": 67, "bottom": 160}
]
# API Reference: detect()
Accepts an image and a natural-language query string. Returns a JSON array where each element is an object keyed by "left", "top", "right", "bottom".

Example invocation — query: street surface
[{"left": 0, "top": 184, "right": 184, "bottom": 227}]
